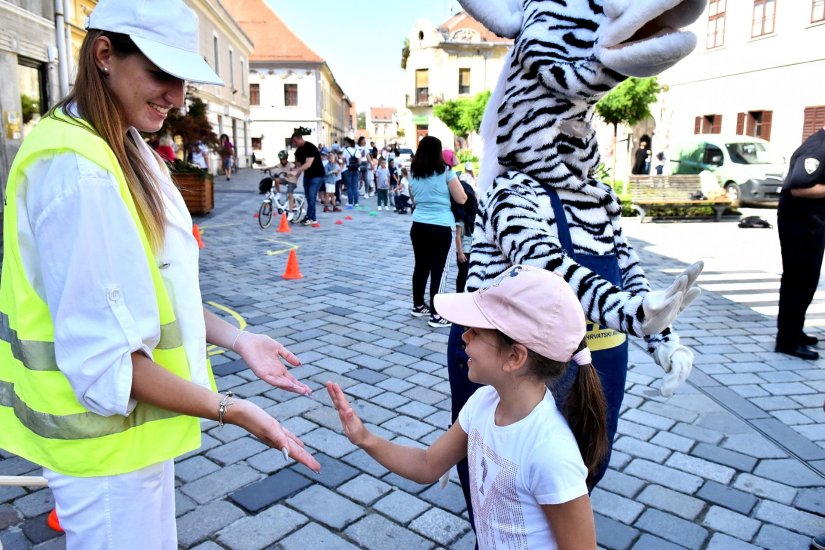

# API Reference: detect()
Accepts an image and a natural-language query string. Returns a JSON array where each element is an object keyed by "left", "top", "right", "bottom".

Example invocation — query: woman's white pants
[{"left": 43, "top": 459, "right": 176, "bottom": 550}]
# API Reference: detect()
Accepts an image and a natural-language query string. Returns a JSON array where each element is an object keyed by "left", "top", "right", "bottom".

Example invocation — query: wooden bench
[{"left": 628, "top": 175, "right": 733, "bottom": 222}]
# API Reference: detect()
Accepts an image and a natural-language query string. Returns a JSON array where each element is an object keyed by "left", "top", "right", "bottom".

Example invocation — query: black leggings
[
  {"left": 456, "top": 253, "right": 470, "bottom": 293},
  {"left": 410, "top": 222, "right": 452, "bottom": 315}
]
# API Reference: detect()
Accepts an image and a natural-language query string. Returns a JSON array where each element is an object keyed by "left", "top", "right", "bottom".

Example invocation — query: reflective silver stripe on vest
[
  {"left": 156, "top": 318, "right": 183, "bottom": 350},
  {"left": 0, "top": 312, "right": 182, "bottom": 371},
  {"left": 0, "top": 380, "right": 180, "bottom": 440}
]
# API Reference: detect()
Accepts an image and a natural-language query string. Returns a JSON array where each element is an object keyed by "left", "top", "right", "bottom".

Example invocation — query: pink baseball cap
[
  {"left": 434, "top": 265, "right": 586, "bottom": 362},
  {"left": 442, "top": 149, "right": 458, "bottom": 167}
]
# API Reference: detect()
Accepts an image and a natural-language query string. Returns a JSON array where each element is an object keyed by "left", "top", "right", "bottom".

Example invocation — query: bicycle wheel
[
  {"left": 258, "top": 200, "right": 273, "bottom": 229},
  {"left": 292, "top": 195, "right": 307, "bottom": 223}
]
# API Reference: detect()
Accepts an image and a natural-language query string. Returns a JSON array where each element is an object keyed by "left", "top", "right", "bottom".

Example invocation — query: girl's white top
[
  {"left": 15, "top": 125, "right": 211, "bottom": 417},
  {"left": 458, "top": 385, "right": 588, "bottom": 549}
]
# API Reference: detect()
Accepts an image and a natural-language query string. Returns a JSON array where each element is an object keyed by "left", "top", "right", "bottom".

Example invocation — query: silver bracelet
[
  {"left": 218, "top": 391, "right": 234, "bottom": 428},
  {"left": 231, "top": 330, "right": 246, "bottom": 351}
]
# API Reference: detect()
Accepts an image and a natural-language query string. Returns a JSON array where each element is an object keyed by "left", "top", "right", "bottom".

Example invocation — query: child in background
[
  {"left": 323, "top": 152, "right": 341, "bottom": 213},
  {"left": 453, "top": 182, "right": 478, "bottom": 292},
  {"left": 335, "top": 152, "right": 345, "bottom": 207},
  {"left": 395, "top": 167, "right": 412, "bottom": 213},
  {"left": 374, "top": 158, "right": 390, "bottom": 211},
  {"left": 388, "top": 158, "right": 399, "bottom": 194},
  {"left": 327, "top": 265, "right": 607, "bottom": 550}
]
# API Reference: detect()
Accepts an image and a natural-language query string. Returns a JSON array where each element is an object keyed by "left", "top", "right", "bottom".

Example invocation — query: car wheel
[{"left": 725, "top": 183, "right": 741, "bottom": 205}]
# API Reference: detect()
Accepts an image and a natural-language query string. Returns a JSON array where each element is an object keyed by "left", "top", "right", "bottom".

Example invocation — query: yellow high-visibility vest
[{"left": 0, "top": 113, "right": 208, "bottom": 476}]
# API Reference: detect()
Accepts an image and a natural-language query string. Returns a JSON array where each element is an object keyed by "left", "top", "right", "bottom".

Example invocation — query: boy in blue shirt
[{"left": 323, "top": 152, "right": 341, "bottom": 213}]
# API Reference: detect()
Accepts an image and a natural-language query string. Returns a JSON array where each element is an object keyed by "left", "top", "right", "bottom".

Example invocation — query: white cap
[
  {"left": 464, "top": 162, "right": 474, "bottom": 171},
  {"left": 87, "top": 0, "right": 223, "bottom": 86}
]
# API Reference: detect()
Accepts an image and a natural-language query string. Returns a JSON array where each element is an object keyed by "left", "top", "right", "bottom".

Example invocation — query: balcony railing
[{"left": 406, "top": 92, "right": 444, "bottom": 108}]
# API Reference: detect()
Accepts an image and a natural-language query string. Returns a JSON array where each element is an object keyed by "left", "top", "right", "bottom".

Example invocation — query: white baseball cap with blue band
[{"left": 86, "top": 0, "right": 224, "bottom": 86}]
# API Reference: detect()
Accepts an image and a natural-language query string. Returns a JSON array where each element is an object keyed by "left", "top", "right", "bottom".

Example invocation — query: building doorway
[
  {"left": 18, "top": 59, "right": 48, "bottom": 140},
  {"left": 416, "top": 125, "right": 428, "bottom": 146}
]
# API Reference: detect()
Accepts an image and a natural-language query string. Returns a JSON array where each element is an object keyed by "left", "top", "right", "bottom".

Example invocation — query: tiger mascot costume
[{"left": 446, "top": 0, "right": 709, "bottom": 520}]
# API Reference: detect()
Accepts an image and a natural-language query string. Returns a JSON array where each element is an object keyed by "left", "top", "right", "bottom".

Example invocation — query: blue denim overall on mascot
[
  {"left": 547, "top": 188, "right": 628, "bottom": 487},
  {"left": 446, "top": 188, "right": 628, "bottom": 530}
]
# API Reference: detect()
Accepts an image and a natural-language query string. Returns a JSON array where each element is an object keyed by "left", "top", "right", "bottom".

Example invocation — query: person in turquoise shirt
[{"left": 408, "top": 136, "right": 467, "bottom": 328}]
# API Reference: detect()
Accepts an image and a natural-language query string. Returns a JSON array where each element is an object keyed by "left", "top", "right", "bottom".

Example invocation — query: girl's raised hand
[{"left": 326, "top": 381, "right": 369, "bottom": 447}]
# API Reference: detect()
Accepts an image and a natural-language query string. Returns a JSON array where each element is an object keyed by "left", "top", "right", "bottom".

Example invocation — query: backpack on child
[{"left": 346, "top": 147, "right": 359, "bottom": 170}]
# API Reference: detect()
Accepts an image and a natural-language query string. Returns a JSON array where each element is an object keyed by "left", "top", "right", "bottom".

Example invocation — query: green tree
[
  {"left": 595, "top": 77, "right": 661, "bottom": 190},
  {"left": 21, "top": 94, "right": 40, "bottom": 124},
  {"left": 433, "top": 90, "right": 491, "bottom": 139},
  {"left": 462, "top": 90, "right": 490, "bottom": 135},
  {"left": 433, "top": 99, "right": 469, "bottom": 137},
  {"left": 357, "top": 112, "right": 366, "bottom": 130},
  {"left": 400, "top": 38, "right": 410, "bottom": 69},
  {"left": 152, "top": 96, "right": 219, "bottom": 172}
]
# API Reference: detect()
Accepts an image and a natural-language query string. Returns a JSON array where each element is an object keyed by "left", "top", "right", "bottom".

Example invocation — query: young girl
[{"left": 327, "top": 264, "right": 607, "bottom": 549}]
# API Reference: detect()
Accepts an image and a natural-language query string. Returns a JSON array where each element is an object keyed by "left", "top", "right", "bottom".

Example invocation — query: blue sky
[{"left": 265, "top": 0, "right": 460, "bottom": 111}]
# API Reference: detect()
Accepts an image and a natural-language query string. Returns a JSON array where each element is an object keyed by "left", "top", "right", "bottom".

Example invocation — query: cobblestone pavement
[{"left": 2, "top": 169, "right": 824, "bottom": 550}]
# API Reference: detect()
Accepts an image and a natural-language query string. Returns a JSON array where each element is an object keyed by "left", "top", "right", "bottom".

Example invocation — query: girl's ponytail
[
  {"left": 563, "top": 339, "right": 609, "bottom": 489},
  {"left": 497, "top": 332, "right": 609, "bottom": 489}
]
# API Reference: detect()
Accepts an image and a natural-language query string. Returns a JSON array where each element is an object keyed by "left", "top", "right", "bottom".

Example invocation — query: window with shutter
[
  {"left": 760, "top": 111, "right": 772, "bottom": 141},
  {"left": 284, "top": 84, "right": 298, "bottom": 107},
  {"left": 459, "top": 68, "right": 471, "bottom": 95},
  {"left": 736, "top": 113, "right": 745, "bottom": 135},
  {"left": 415, "top": 69, "right": 429, "bottom": 105},
  {"left": 250, "top": 83, "right": 260, "bottom": 106},
  {"left": 694, "top": 116, "right": 702, "bottom": 134},
  {"left": 803, "top": 106, "right": 825, "bottom": 141},
  {"left": 711, "top": 115, "right": 722, "bottom": 134}
]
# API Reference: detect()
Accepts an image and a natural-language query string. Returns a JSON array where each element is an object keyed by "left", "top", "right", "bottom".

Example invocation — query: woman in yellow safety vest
[{"left": 0, "top": 1, "right": 319, "bottom": 548}]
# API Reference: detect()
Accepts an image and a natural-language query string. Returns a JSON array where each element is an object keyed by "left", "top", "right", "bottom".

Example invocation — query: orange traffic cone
[
  {"left": 282, "top": 249, "right": 303, "bottom": 280},
  {"left": 335, "top": 219, "right": 344, "bottom": 225},
  {"left": 47, "top": 509, "right": 63, "bottom": 533},
  {"left": 276, "top": 213, "right": 291, "bottom": 233},
  {"left": 345, "top": 215, "right": 353, "bottom": 220},
  {"left": 192, "top": 224, "right": 205, "bottom": 249}
]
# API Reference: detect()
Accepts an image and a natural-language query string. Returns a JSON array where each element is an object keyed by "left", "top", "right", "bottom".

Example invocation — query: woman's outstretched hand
[
  {"left": 326, "top": 381, "right": 369, "bottom": 447},
  {"left": 230, "top": 399, "right": 320, "bottom": 473},
  {"left": 236, "top": 332, "right": 311, "bottom": 395}
]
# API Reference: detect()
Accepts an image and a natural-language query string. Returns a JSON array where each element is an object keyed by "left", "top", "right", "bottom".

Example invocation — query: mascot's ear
[{"left": 457, "top": 0, "right": 523, "bottom": 39}]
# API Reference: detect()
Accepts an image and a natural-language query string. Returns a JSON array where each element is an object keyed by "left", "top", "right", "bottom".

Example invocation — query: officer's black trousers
[{"left": 777, "top": 211, "right": 825, "bottom": 347}]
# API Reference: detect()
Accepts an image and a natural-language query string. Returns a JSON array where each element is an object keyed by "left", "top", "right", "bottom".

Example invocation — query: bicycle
[{"left": 258, "top": 169, "right": 307, "bottom": 229}]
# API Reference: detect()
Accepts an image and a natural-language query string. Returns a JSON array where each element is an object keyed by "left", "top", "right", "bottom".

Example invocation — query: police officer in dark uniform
[{"left": 776, "top": 127, "right": 825, "bottom": 360}]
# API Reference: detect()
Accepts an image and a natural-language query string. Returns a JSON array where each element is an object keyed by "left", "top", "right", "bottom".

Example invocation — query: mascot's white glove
[
  {"left": 641, "top": 261, "right": 703, "bottom": 335},
  {"left": 653, "top": 341, "right": 694, "bottom": 397}
]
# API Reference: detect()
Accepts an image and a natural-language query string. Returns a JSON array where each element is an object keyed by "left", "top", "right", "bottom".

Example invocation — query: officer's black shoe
[
  {"left": 802, "top": 333, "right": 819, "bottom": 347},
  {"left": 775, "top": 344, "right": 820, "bottom": 361},
  {"left": 811, "top": 532, "right": 825, "bottom": 550}
]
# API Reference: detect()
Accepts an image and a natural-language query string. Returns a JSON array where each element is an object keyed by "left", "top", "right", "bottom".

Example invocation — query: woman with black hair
[{"left": 408, "top": 136, "right": 467, "bottom": 327}]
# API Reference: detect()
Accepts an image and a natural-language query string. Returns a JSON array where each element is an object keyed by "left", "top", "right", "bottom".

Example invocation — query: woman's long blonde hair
[{"left": 51, "top": 30, "right": 166, "bottom": 249}]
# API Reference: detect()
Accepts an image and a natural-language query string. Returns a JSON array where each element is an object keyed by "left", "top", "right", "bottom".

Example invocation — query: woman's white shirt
[{"left": 16, "top": 128, "right": 210, "bottom": 418}]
